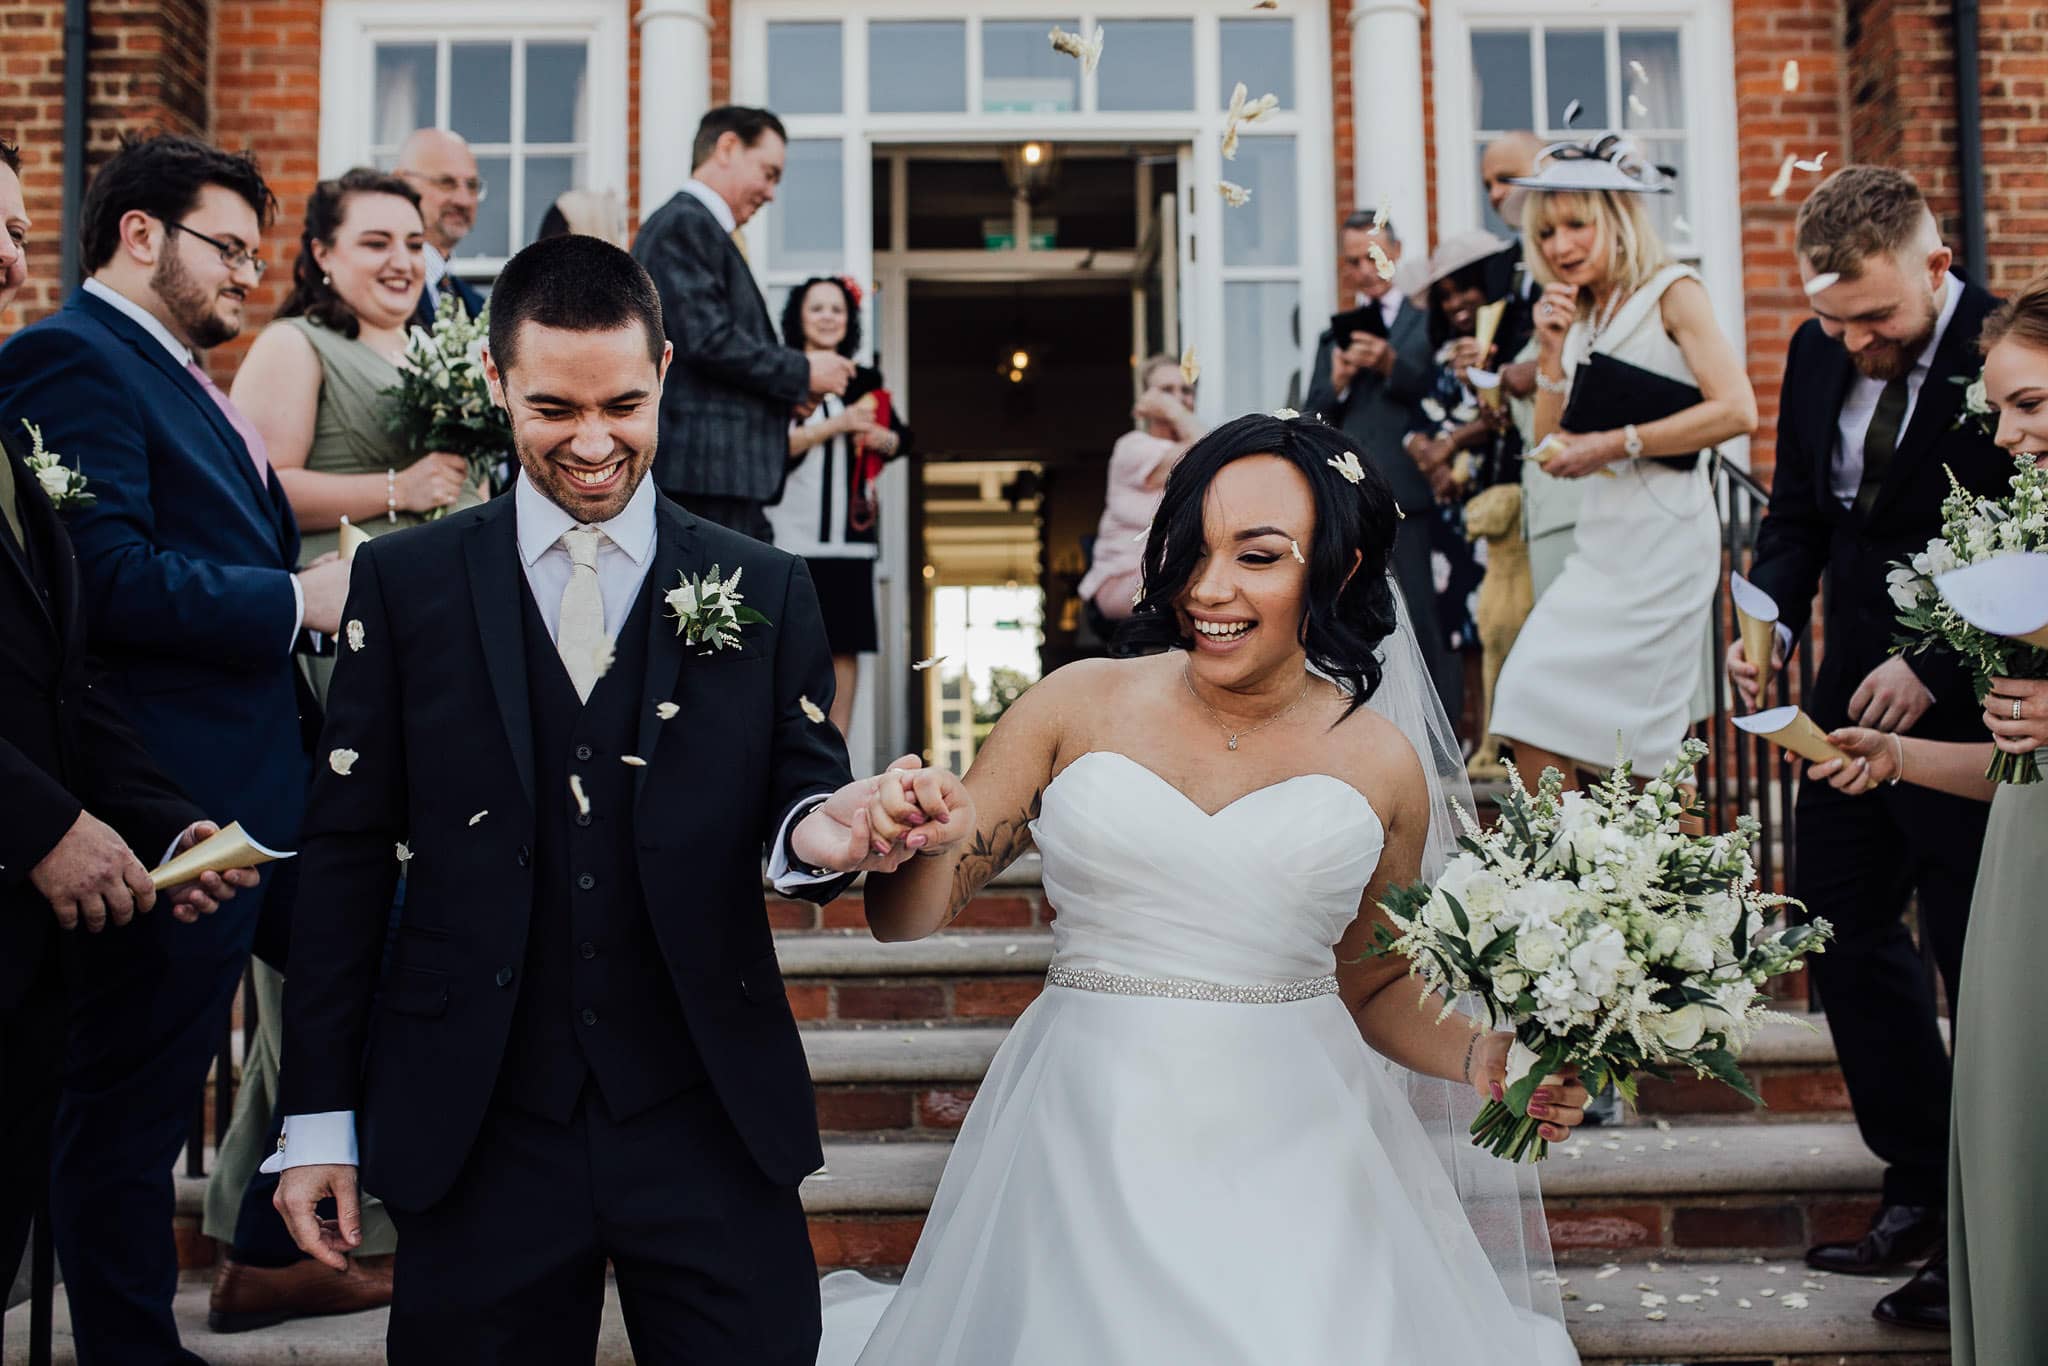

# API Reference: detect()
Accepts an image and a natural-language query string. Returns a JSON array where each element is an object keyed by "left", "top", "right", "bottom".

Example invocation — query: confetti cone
[{"left": 148, "top": 821, "right": 294, "bottom": 891}]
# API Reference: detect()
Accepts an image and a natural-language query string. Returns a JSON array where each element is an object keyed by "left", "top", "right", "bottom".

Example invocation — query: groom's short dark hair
[{"left": 487, "top": 233, "right": 665, "bottom": 374}]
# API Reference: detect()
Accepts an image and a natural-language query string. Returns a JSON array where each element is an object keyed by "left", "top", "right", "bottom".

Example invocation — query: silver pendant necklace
[{"left": 1182, "top": 662, "right": 1314, "bottom": 751}]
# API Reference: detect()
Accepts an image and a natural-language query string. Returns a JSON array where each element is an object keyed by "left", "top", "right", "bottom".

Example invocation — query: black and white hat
[{"left": 1500, "top": 132, "right": 1676, "bottom": 224}]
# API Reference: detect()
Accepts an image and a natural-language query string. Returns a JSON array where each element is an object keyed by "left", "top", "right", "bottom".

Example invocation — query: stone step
[{"left": 2, "top": 1262, "right": 1944, "bottom": 1364}]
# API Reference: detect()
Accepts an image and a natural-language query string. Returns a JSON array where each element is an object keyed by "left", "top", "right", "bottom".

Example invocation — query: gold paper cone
[
  {"left": 1473, "top": 299, "right": 1507, "bottom": 362},
  {"left": 1733, "top": 706, "right": 1847, "bottom": 764},
  {"left": 338, "top": 518, "right": 371, "bottom": 565},
  {"left": 1738, "top": 606, "right": 1778, "bottom": 702},
  {"left": 148, "top": 821, "right": 294, "bottom": 891},
  {"left": 2022, "top": 623, "right": 2048, "bottom": 649}
]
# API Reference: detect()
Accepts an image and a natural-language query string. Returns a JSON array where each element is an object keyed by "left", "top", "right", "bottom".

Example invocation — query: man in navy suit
[
  {"left": 0, "top": 133, "right": 355, "bottom": 1365},
  {"left": 396, "top": 128, "right": 487, "bottom": 332}
]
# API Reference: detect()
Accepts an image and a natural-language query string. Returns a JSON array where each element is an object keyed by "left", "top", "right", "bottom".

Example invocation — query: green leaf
[
  {"left": 1444, "top": 892, "right": 1470, "bottom": 937},
  {"left": 1695, "top": 1047, "right": 1762, "bottom": 1105}
]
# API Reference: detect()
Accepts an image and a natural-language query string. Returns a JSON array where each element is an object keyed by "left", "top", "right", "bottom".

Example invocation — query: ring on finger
[{"left": 2015, "top": 697, "right": 2025, "bottom": 721}]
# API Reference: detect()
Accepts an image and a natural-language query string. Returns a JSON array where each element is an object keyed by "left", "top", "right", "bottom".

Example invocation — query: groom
[{"left": 268, "top": 233, "right": 960, "bottom": 1362}]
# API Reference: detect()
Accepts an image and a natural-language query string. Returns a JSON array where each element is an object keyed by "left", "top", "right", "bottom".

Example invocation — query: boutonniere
[
  {"left": 19, "top": 420, "right": 95, "bottom": 511},
  {"left": 664, "top": 564, "right": 770, "bottom": 652},
  {"left": 1952, "top": 369, "right": 1995, "bottom": 436}
]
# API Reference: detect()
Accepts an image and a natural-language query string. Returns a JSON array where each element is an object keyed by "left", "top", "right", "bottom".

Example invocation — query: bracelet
[
  {"left": 386, "top": 468, "right": 398, "bottom": 523},
  {"left": 1888, "top": 733, "right": 1905, "bottom": 786},
  {"left": 1534, "top": 370, "right": 1571, "bottom": 396}
]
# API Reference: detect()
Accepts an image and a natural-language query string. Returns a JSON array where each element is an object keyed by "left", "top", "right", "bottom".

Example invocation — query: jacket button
[
  {"left": 580, "top": 941, "right": 597, "bottom": 960},
  {"left": 495, "top": 966, "right": 514, "bottom": 988},
  {"left": 581, "top": 1008, "right": 598, "bottom": 1026},
  {"left": 576, "top": 812, "right": 592, "bottom": 827},
  {"left": 575, "top": 744, "right": 594, "bottom": 761},
  {"left": 516, "top": 845, "right": 530, "bottom": 868},
  {"left": 577, "top": 873, "right": 596, "bottom": 891}
]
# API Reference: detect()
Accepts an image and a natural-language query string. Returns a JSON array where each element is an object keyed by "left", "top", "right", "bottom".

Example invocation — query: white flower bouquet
[
  {"left": 381, "top": 293, "right": 513, "bottom": 515},
  {"left": 665, "top": 565, "right": 769, "bottom": 652},
  {"left": 1372, "top": 741, "right": 1832, "bottom": 1163},
  {"left": 1887, "top": 456, "right": 2048, "bottom": 784}
]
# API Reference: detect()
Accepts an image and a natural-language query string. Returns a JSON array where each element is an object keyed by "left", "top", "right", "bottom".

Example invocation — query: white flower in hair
[{"left": 1327, "top": 450, "right": 1366, "bottom": 484}]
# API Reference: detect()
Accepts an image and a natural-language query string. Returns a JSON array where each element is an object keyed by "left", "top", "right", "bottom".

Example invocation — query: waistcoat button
[
  {"left": 575, "top": 744, "right": 594, "bottom": 761},
  {"left": 516, "top": 845, "right": 530, "bottom": 868},
  {"left": 581, "top": 1008, "right": 598, "bottom": 1026},
  {"left": 495, "top": 966, "right": 514, "bottom": 987},
  {"left": 580, "top": 941, "right": 597, "bottom": 960},
  {"left": 577, "top": 873, "right": 596, "bottom": 891}
]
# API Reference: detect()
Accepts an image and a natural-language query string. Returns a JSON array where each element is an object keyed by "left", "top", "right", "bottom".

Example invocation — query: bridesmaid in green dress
[
  {"left": 1807, "top": 271, "right": 2048, "bottom": 1359},
  {"left": 202, "top": 169, "right": 480, "bottom": 1319}
]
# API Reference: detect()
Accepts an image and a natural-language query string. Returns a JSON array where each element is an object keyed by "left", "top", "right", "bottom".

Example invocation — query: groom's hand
[
  {"left": 866, "top": 757, "right": 974, "bottom": 858},
  {"left": 273, "top": 1163, "right": 363, "bottom": 1271},
  {"left": 793, "top": 755, "right": 924, "bottom": 874}
]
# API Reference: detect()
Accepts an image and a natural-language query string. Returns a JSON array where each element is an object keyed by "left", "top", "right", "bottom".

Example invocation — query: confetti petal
[
  {"left": 1326, "top": 450, "right": 1366, "bottom": 484},
  {"left": 799, "top": 696, "right": 826, "bottom": 724},
  {"left": 328, "top": 748, "right": 358, "bottom": 776},
  {"left": 1769, "top": 154, "right": 1797, "bottom": 200},
  {"left": 1562, "top": 98, "right": 1584, "bottom": 128},
  {"left": 1367, "top": 241, "right": 1396, "bottom": 280},
  {"left": 655, "top": 701, "right": 681, "bottom": 719},
  {"left": 1781, "top": 1292, "right": 1809, "bottom": 1309},
  {"left": 1737, "top": 1298, "right": 1753, "bottom": 1309},
  {"left": 1218, "top": 179, "right": 1252, "bottom": 208},
  {"left": 569, "top": 774, "right": 590, "bottom": 817},
  {"left": 592, "top": 637, "right": 616, "bottom": 679},
  {"left": 469, "top": 810, "right": 488, "bottom": 825},
  {"left": 1628, "top": 93, "right": 1650, "bottom": 120},
  {"left": 1644, "top": 1311, "right": 1667, "bottom": 1321},
  {"left": 1180, "top": 346, "right": 1200, "bottom": 385},
  {"left": 1048, "top": 25, "right": 1102, "bottom": 75},
  {"left": 1290, "top": 539, "right": 1306, "bottom": 564},
  {"left": 1630, "top": 59, "right": 1650, "bottom": 84},
  {"left": 620, "top": 754, "right": 647, "bottom": 767},
  {"left": 1253, "top": 0, "right": 1278, "bottom": 8},
  {"left": 1782, "top": 59, "right": 1801, "bottom": 91},
  {"left": 1584, "top": 1303, "right": 1605, "bottom": 1314},
  {"left": 1673, "top": 214, "right": 1694, "bottom": 235},
  {"left": 1271, "top": 407, "right": 1300, "bottom": 419},
  {"left": 395, "top": 841, "right": 413, "bottom": 862},
  {"left": 345, "top": 619, "right": 365, "bottom": 652},
  {"left": 1792, "top": 151, "right": 1829, "bottom": 173},
  {"left": 913, "top": 655, "right": 947, "bottom": 671}
]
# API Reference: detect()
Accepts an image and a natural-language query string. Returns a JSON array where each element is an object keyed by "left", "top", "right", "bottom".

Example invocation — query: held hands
[
  {"left": 1984, "top": 677, "right": 2048, "bottom": 755},
  {"left": 1724, "top": 635, "right": 1787, "bottom": 712},
  {"left": 1848, "top": 655, "right": 1933, "bottom": 734},
  {"left": 1805, "top": 727, "right": 1899, "bottom": 794},
  {"left": 395, "top": 452, "right": 468, "bottom": 513},
  {"left": 273, "top": 1164, "right": 362, "bottom": 1272},
  {"left": 159, "top": 820, "right": 263, "bottom": 922},
  {"left": 1466, "top": 1031, "right": 1589, "bottom": 1144},
  {"left": 792, "top": 756, "right": 976, "bottom": 875}
]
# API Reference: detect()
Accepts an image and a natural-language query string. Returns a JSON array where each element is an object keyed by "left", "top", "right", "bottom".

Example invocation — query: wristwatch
[{"left": 1622, "top": 423, "right": 1644, "bottom": 459}]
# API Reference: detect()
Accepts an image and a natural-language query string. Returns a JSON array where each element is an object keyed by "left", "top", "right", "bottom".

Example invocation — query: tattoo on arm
[{"left": 946, "top": 788, "right": 1042, "bottom": 923}]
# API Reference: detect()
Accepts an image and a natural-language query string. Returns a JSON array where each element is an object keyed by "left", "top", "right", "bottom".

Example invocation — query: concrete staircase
[{"left": 6, "top": 869, "right": 1950, "bottom": 1365}]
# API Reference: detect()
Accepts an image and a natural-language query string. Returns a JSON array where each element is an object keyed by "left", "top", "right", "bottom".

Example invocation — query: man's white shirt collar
[
  {"left": 83, "top": 277, "right": 194, "bottom": 366},
  {"left": 681, "top": 178, "right": 739, "bottom": 235},
  {"left": 423, "top": 243, "right": 451, "bottom": 290},
  {"left": 1918, "top": 273, "right": 1964, "bottom": 384},
  {"left": 515, "top": 466, "right": 657, "bottom": 569}
]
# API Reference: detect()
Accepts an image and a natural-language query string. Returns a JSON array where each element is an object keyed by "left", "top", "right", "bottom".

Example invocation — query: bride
[{"left": 818, "top": 412, "right": 1589, "bottom": 1364}]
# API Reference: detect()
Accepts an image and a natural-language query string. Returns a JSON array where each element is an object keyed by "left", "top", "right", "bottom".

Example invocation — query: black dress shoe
[
  {"left": 1806, "top": 1202, "right": 1944, "bottom": 1275},
  {"left": 1873, "top": 1247, "right": 1949, "bottom": 1331}
]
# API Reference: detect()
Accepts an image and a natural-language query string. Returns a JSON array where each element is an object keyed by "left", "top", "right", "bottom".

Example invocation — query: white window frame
[
  {"left": 1430, "top": 0, "right": 1747, "bottom": 381},
  {"left": 318, "top": 0, "right": 631, "bottom": 278}
]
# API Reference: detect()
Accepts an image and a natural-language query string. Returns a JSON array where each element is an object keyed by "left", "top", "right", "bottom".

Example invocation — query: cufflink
[{"left": 275, "top": 1136, "right": 287, "bottom": 1153}]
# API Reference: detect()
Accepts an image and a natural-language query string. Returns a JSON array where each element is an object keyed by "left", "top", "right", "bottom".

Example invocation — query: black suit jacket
[
  {"left": 1302, "top": 298, "right": 1436, "bottom": 510},
  {"left": 1749, "top": 276, "right": 2015, "bottom": 735},
  {"left": 278, "top": 490, "right": 855, "bottom": 1208},
  {"left": 632, "top": 191, "right": 811, "bottom": 503},
  {"left": 0, "top": 429, "right": 201, "bottom": 1008},
  {"left": 410, "top": 269, "right": 484, "bottom": 333}
]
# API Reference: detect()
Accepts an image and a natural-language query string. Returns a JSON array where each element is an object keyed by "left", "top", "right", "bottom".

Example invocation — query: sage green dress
[
  {"left": 1949, "top": 756, "right": 2048, "bottom": 1364},
  {"left": 203, "top": 314, "right": 483, "bottom": 1258}
]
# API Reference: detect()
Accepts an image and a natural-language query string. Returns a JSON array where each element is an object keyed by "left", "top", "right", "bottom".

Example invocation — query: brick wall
[{"left": 1, "top": 2, "right": 70, "bottom": 329}]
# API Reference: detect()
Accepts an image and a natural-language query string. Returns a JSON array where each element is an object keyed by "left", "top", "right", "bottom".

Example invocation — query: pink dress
[{"left": 1077, "top": 430, "right": 1183, "bottom": 620}]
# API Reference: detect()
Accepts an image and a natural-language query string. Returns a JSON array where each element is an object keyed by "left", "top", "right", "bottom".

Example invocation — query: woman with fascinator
[
  {"left": 812, "top": 413, "right": 1587, "bottom": 1364},
  {"left": 1485, "top": 135, "right": 1757, "bottom": 783},
  {"left": 770, "top": 275, "right": 914, "bottom": 734}
]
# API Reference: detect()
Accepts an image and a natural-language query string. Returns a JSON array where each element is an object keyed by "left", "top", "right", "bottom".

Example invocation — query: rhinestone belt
[{"left": 1045, "top": 963, "right": 1339, "bottom": 1004}]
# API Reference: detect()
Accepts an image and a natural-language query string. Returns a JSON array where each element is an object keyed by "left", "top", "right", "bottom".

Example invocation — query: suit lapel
[
  {"left": 1871, "top": 280, "right": 1986, "bottom": 520},
  {"left": 632, "top": 498, "right": 698, "bottom": 805},
  {"left": 0, "top": 441, "right": 53, "bottom": 635},
  {"left": 464, "top": 498, "right": 537, "bottom": 812},
  {"left": 1811, "top": 341, "right": 1857, "bottom": 510}
]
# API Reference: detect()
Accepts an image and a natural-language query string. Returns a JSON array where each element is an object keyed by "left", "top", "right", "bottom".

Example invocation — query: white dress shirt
[
  {"left": 1829, "top": 273, "right": 1964, "bottom": 506},
  {"left": 681, "top": 178, "right": 739, "bottom": 235},
  {"left": 421, "top": 244, "right": 450, "bottom": 313},
  {"left": 81, "top": 277, "right": 305, "bottom": 648},
  {"left": 263, "top": 472, "right": 841, "bottom": 1175}
]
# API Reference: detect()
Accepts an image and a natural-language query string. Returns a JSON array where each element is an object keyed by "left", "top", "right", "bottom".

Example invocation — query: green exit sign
[{"left": 982, "top": 218, "right": 1058, "bottom": 251}]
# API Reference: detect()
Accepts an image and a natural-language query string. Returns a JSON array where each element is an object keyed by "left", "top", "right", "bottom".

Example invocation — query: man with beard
[
  {"left": 1731, "top": 165, "right": 2010, "bottom": 1328},
  {"left": 396, "top": 127, "right": 486, "bottom": 332},
  {"left": 0, "top": 133, "right": 351, "bottom": 1363}
]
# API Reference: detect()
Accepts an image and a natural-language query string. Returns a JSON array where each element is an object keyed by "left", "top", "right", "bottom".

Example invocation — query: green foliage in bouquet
[
  {"left": 381, "top": 293, "right": 513, "bottom": 514},
  {"left": 1371, "top": 740, "right": 1831, "bottom": 1163},
  {"left": 1887, "top": 455, "right": 2048, "bottom": 784}
]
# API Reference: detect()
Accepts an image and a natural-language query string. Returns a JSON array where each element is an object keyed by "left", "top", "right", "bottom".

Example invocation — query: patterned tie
[
  {"left": 1854, "top": 376, "right": 1910, "bottom": 518},
  {"left": 556, "top": 527, "right": 609, "bottom": 703},
  {"left": 186, "top": 361, "right": 272, "bottom": 479}
]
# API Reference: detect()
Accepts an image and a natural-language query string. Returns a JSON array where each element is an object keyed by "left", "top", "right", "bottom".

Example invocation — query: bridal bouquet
[
  {"left": 382, "top": 293, "right": 513, "bottom": 515},
  {"left": 1372, "top": 741, "right": 1831, "bottom": 1163},
  {"left": 1887, "top": 456, "right": 2048, "bottom": 784}
]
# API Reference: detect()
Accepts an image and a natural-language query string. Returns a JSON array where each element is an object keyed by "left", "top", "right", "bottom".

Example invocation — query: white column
[
  {"left": 638, "top": 0, "right": 714, "bottom": 214},
  {"left": 1350, "top": 0, "right": 1430, "bottom": 254}
]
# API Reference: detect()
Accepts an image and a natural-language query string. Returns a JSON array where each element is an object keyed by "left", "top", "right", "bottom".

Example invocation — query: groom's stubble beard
[{"left": 514, "top": 432, "right": 655, "bottom": 525}]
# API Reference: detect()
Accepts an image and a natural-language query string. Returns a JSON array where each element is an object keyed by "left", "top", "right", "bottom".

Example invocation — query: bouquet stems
[
  {"left": 1470, "top": 1098, "right": 1550, "bottom": 1163},
  {"left": 1987, "top": 746, "right": 2042, "bottom": 786}
]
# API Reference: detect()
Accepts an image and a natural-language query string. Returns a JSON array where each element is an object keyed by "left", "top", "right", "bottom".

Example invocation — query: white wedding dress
[{"left": 816, "top": 749, "right": 1580, "bottom": 1365}]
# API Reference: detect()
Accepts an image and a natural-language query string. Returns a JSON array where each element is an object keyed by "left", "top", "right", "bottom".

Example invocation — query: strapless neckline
[{"left": 1046, "top": 749, "right": 1380, "bottom": 825}]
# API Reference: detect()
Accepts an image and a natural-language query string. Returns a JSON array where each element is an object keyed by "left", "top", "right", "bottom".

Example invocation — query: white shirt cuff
[
  {"left": 259, "top": 1111, "right": 358, "bottom": 1173},
  {"left": 768, "top": 796, "right": 839, "bottom": 891},
  {"left": 1773, "top": 622, "right": 1794, "bottom": 657},
  {"left": 288, "top": 572, "right": 306, "bottom": 651}
]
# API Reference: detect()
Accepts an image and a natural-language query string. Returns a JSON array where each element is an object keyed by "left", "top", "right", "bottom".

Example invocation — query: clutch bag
[{"left": 1559, "top": 352, "right": 1705, "bottom": 471}]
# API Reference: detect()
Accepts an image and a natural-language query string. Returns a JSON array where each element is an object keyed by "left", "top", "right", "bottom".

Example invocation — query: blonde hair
[
  {"left": 1979, "top": 266, "right": 2048, "bottom": 358},
  {"left": 1521, "top": 189, "right": 1676, "bottom": 317},
  {"left": 1795, "top": 166, "right": 1935, "bottom": 282}
]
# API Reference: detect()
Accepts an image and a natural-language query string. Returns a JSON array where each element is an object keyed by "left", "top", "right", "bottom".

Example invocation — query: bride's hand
[
  {"left": 865, "top": 757, "right": 976, "bottom": 860},
  {"left": 1468, "top": 1032, "right": 1590, "bottom": 1142}
]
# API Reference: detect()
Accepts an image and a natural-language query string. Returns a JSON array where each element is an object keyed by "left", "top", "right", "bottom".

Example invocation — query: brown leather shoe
[{"left": 207, "top": 1254, "right": 394, "bottom": 1333}]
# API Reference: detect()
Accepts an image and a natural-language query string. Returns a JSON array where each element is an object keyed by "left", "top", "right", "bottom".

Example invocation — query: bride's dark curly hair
[{"left": 1116, "top": 413, "right": 1401, "bottom": 718}]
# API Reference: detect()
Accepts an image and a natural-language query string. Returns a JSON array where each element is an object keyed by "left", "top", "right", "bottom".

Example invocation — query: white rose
[
  {"left": 1648, "top": 1003, "right": 1707, "bottom": 1051},
  {"left": 1700, "top": 893, "right": 1742, "bottom": 940},
  {"left": 1568, "top": 924, "right": 1630, "bottom": 1000},
  {"left": 1504, "top": 1037, "right": 1546, "bottom": 1092},
  {"left": 1493, "top": 969, "right": 1530, "bottom": 1001},
  {"left": 1674, "top": 929, "right": 1716, "bottom": 973},
  {"left": 35, "top": 464, "right": 69, "bottom": 499},
  {"left": 1515, "top": 881, "right": 1577, "bottom": 930},
  {"left": 667, "top": 582, "right": 699, "bottom": 617},
  {"left": 1460, "top": 868, "right": 1511, "bottom": 925},
  {"left": 1517, "top": 925, "right": 1564, "bottom": 972},
  {"left": 1648, "top": 922, "right": 1685, "bottom": 962}
]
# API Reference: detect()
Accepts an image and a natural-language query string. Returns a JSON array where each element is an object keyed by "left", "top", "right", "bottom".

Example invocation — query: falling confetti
[
  {"left": 395, "top": 841, "right": 413, "bottom": 862},
  {"left": 799, "top": 696, "right": 826, "bottom": 724},
  {"left": 1584, "top": 1304, "right": 1605, "bottom": 1314},
  {"left": 1640, "top": 1293, "right": 1667, "bottom": 1308},
  {"left": 1289, "top": 539, "right": 1305, "bottom": 564},
  {"left": 1676, "top": 1294, "right": 1701, "bottom": 1304},
  {"left": 469, "top": 810, "right": 488, "bottom": 825},
  {"left": 1673, "top": 214, "right": 1693, "bottom": 235},
  {"left": 592, "top": 637, "right": 616, "bottom": 680},
  {"left": 1737, "top": 1298, "right": 1753, "bottom": 1309},
  {"left": 1769, "top": 154, "right": 1797, "bottom": 200},
  {"left": 1594, "top": 1267, "right": 1621, "bottom": 1280},
  {"left": 1628, "top": 94, "right": 1650, "bottom": 120},
  {"left": 1222, "top": 82, "right": 1280, "bottom": 161},
  {"left": 1781, "top": 1293, "right": 1810, "bottom": 1310},
  {"left": 1253, "top": 0, "right": 1278, "bottom": 7},
  {"left": 1782, "top": 59, "right": 1800, "bottom": 91},
  {"left": 1371, "top": 198, "right": 1391, "bottom": 233},
  {"left": 1367, "top": 240, "right": 1396, "bottom": 280},
  {"left": 1629, "top": 59, "right": 1650, "bottom": 84},
  {"left": 329, "top": 748, "right": 358, "bottom": 776},
  {"left": 1271, "top": 407, "right": 1300, "bottom": 419},
  {"left": 1644, "top": 1311, "right": 1667, "bottom": 1321},
  {"left": 1326, "top": 450, "right": 1366, "bottom": 484},
  {"left": 655, "top": 701, "right": 680, "bottom": 720},
  {"left": 1698, "top": 1275, "right": 1722, "bottom": 1286},
  {"left": 912, "top": 655, "right": 947, "bottom": 671},
  {"left": 1793, "top": 152, "right": 1828, "bottom": 173},
  {"left": 620, "top": 754, "right": 647, "bottom": 767},
  {"left": 1181, "top": 345, "right": 1200, "bottom": 385},
  {"left": 1218, "top": 179, "right": 1252, "bottom": 208},
  {"left": 569, "top": 774, "right": 590, "bottom": 817},
  {"left": 345, "top": 619, "right": 365, "bottom": 652},
  {"left": 1049, "top": 25, "right": 1103, "bottom": 74}
]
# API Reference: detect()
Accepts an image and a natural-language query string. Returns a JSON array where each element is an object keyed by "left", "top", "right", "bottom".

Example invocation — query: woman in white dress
[
  {"left": 815, "top": 413, "right": 1590, "bottom": 1364},
  {"left": 1487, "top": 137, "right": 1758, "bottom": 781}
]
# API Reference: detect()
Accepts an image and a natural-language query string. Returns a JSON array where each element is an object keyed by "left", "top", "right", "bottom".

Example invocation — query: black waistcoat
[{"left": 496, "top": 571, "right": 706, "bottom": 1122}]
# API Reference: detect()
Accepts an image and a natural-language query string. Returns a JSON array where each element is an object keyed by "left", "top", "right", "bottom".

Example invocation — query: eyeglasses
[
  {"left": 164, "top": 220, "right": 268, "bottom": 278},
  {"left": 399, "top": 170, "right": 489, "bottom": 202}
]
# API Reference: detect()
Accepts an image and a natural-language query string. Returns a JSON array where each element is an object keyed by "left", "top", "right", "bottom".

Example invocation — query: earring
[{"left": 322, "top": 274, "right": 332, "bottom": 286}]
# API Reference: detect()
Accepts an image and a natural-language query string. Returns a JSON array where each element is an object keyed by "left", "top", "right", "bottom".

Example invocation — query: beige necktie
[
  {"left": 730, "top": 228, "right": 749, "bottom": 263},
  {"left": 556, "top": 527, "right": 608, "bottom": 702}
]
